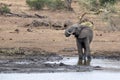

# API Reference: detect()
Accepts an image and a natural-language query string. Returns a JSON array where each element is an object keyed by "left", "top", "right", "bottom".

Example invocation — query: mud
[
  {"left": 0, "top": 48, "right": 104, "bottom": 73},
  {"left": 0, "top": 48, "right": 120, "bottom": 73},
  {"left": 92, "top": 51, "right": 120, "bottom": 60}
]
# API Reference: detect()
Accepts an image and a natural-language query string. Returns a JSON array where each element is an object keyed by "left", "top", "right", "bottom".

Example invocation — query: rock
[
  {"left": 9, "top": 38, "right": 13, "bottom": 40},
  {"left": 34, "top": 13, "right": 47, "bottom": 18},
  {"left": 2, "top": 38, "right": 4, "bottom": 40},
  {"left": 94, "top": 66, "right": 103, "bottom": 70},
  {"left": 28, "top": 20, "right": 50, "bottom": 27},
  {"left": 25, "top": 20, "right": 73, "bottom": 30},
  {"left": 100, "top": 34, "right": 102, "bottom": 36},
  {"left": 42, "top": 20, "right": 50, "bottom": 26},
  {"left": 59, "top": 63, "right": 66, "bottom": 66},
  {"left": 27, "top": 28, "right": 32, "bottom": 32},
  {"left": 14, "top": 29, "right": 19, "bottom": 33},
  {"left": 31, "top": 20, "right": 43, "bottom": 27},
  {"left": 44, "top": 63, "right": 55, "bottom": 68},
  {"left": 52, "top": 21, "right": 63, "bottom": 30}
]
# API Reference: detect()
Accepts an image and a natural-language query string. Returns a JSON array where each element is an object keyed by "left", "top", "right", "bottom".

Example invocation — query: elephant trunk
[{"left": 65, "top": 30, "right": 71, "bottom": 37}]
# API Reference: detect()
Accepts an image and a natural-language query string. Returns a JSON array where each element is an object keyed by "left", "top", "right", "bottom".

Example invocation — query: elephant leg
[
  {"left": 76, "top": 39, "right": 84, "bottom": 65},
  {"left": 84, "top": 38, "right": 91, "bottom": 65}
]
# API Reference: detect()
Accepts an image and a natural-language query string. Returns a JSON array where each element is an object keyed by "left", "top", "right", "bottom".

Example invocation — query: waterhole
[{"left": 1, "top": 57, "right": 120, "bottom": 80}]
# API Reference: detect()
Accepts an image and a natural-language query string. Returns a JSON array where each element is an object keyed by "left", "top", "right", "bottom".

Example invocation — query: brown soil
[{"left": 0, "top": 0, "right": 120, "bottom": 57}]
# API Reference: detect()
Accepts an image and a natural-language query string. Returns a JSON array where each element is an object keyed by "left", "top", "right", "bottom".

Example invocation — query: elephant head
[{"left": 65, "top": 24, "right": 80, "bottom": 37}]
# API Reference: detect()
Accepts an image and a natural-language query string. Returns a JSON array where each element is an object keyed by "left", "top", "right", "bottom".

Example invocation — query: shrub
[
  {"left": 78, "top": 0, "right": 117, "bottom": 11},
  {"left": 26, "top": 0, "right": 66, "bottom": 10},
  {"left": 0, "top": 5, "right": 11, "bottom": 14},
  {"left": 78, "top": 0, "right": 99, "bottom": 11},
  {"left": 99, "top": 0, "right": 116, "bottom": 6},
  {"left": 26, "top": 0, "right": 45, "bottom": 10},
  {"left": 47, "top": 0, "right": 65, "bottom": 10}
]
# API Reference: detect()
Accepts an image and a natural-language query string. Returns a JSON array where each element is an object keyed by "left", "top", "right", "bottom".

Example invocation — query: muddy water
[
  {"left": 1, "top": 57, "right": 120, "bottom": 80},
  {"left": 47, "top": 57, "right": 120, "bottom": 70}
]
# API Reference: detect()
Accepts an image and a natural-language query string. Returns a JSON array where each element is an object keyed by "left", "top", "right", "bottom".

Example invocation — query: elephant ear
[
  {"left": 78, "top": 26, "right": 89, "bottom": 38},
  {"left": 73, "top": 27, "right": 80, "bottom": 37}
]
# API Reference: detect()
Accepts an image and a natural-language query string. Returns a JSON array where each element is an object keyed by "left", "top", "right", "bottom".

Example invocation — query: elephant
[{"left": 65, "top": 23, "right": 93, "bottom": 65}]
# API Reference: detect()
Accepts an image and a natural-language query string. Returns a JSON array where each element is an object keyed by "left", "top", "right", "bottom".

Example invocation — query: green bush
[
  {"left": 99, "top": 0, "right": 116, "bottom": 6},
  {"left": 78, "top": 0, "right": 117, "bottom": 11},
  {"left": 78, "top": 0, "right": 99, "bottom": 11},
  {"left": 26, "top": 0, "right": 66, "bottom": 10},
  {"left": 47, "top": 0, "right": 65, "bottom": 10},
  {"left": 26, "top": 0, "right": 45, "bottom": 10},
  {"left": 89, "top": 0, "right": 100, "bottom": 11},
  {"left": 0, "top": 5, "right": 11, "bottom": 14}
]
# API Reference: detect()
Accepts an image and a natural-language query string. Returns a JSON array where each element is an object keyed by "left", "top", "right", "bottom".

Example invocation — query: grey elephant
[{"left": 65, "top": 23, "right": 93, "bottom": 65}]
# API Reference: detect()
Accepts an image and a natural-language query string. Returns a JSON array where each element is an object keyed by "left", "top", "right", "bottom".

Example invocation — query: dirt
[{"left": 0, "top": 0, "right": 120, "bottom": 73}]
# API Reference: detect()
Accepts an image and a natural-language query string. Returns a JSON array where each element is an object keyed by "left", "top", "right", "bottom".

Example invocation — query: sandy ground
[{"left": 0, "top": 0, "right": 120, "bottom": 56}]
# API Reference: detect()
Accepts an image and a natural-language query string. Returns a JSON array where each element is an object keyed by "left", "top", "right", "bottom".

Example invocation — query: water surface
[
  {"left": 1, "top": 71, "right": 120, "bottom": 80},
  {"left": 1, "top": 57, "right": 120, "bottom": 80}
]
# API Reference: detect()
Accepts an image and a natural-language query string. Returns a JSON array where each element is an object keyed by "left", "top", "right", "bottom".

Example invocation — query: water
[
  {"left": 46, "top": 57, "right": 120, "bottom": 69},
  {"left": 1, "top": 72, "right": 120, "bottom": 80},
  {"left": 1, "top": 57, "right": 120, "bottom": 80}
]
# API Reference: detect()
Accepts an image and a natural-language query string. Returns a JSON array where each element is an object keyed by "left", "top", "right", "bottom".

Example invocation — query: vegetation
[
  {"left": 78, "top": 0, "right": 119, "bottom": 31},
  {"left": 99, "top": 0, "right": 117, "bottom": 6},
  {"left": 26, "top": 0, "right": 66, "bottom": 10},
  {"left": 26, "top": 0, "right": 45, "bottom": 10},
  {"left": 78, "top": 0, "right": 117, "bottom": 12},
  {"left": 47, "top": 0, "right": 65, "bottom": 10},
  {"left": 0, "top": 48, "right": 24, "bottom": 55},
  {"left": 0, "top": 5, "right": 11, "bottom": 14}
]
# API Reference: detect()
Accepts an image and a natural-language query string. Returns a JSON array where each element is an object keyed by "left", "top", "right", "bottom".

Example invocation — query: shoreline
[{"left": 0, "top": 47, "right": 120, "bottom": 59}]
